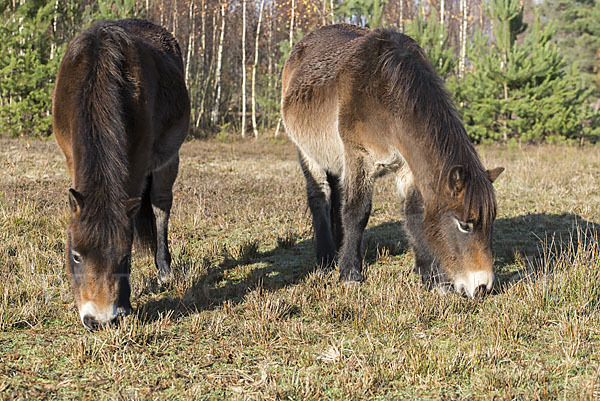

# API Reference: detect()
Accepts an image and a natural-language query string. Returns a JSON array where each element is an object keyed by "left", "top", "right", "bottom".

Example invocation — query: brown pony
[
  {"left": 53, "top": 19, "right": 190, "bottom": 329},
  {"left": 282, "top": 24, "right": 504, "bottom": 298}
]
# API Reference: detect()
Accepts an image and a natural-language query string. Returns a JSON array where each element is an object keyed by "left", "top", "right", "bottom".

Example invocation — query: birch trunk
[
  {"left": 398, "top": 0, "right": 403, "bottom": 32},
  {"left": 252, "top": 0, "right": 266, "bottom": 137},
  {"left": 330, "top": 0, "right": 335, "bottom": 23},
  {"left": 185, "top": 0, "right": 195, "bottom": 86},
  {"left": 459, "top": 0, "right": 468, "bottom": 78},
  {"left": 267, "top": 0, "right": 273, "bottom": 96},
  {"left": 172, "top": 0, "right": 178, "bottom": 37},
  {"left": 196, "top": 7, "right": 217, "bottom": 128},
  {"left": 50, "top": 0, "right": 58, "bottom": 60},
  {"left": 289, "top": 0, "right": 295, "bottom": 46},
  {"left": 241, "top": 0, "right": 247, "bottom": 137},
  {"left": 201, "top": 0, "right": 206, "bottom": 63},
  {"left": 160, "top": 0, "right": 164, "bottom": 26},
  {"left": 211, "top": 4, "right": 226, "bottom": 126}
]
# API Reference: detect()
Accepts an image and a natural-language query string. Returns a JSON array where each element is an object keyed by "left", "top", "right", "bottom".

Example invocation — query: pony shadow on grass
[
  {"left": 138, "top": 213, "right": 599, "bottom": 320},
  {"left": 492, "top": 212, "right": 600, "bottom": 291},
  {"left": 138, "top": 221, "right": 409, "bottom": 322}
]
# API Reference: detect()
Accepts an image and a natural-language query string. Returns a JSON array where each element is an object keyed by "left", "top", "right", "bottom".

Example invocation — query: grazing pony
[
  {"left": 281, "top": 24, "right": 503, "bottom": 297},
  {"left": 53, "top": 19, "right": 190, "bottom": 329}
]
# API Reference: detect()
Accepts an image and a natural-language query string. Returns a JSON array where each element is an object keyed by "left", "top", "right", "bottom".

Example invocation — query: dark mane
[
  {"left": 369, "top": 28, "right": 497, "bottom": 228},
  {"left": 66, "top": 21, "right": 133, "bottom": 245}
]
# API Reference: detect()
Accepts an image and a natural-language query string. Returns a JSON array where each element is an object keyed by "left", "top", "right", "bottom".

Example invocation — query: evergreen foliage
[
  {"left": 0, "top": 1, "right": 58, "bottom": 137},
  {"left": 0, "top": 0, "right": 598, "bottom": 141},
  {"left": 0, "top": 1, "right": 136, "bottom": 138},
  {"left": 337, "top": 0, "right": 387, "bottom": 27},
  {"left": 541, "top": 0, "right": 600, "bottom": 99},
  {"left": 449, "top": 0, "right": 596, "bottom": 142},
  {"left": 404, "top": 9, "right": 456, "bottom": 78}
]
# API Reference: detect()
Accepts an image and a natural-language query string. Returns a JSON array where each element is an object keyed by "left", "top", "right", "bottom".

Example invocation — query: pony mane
[
  {"left": 370, "top": 28, "right": 497, "bottom": 228},
  {"left": 66, "top": 21, "right": 133, "bottom": 245}
]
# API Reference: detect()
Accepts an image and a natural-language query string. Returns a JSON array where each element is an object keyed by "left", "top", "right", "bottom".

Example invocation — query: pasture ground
[{"left": 1, "top": 136, "right": 600, "bottom": 400}]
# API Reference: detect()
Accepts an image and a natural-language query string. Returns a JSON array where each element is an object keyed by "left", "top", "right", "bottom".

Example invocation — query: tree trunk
[
  {"left": 172, "top": 0, "right": 178, "bottom": 37},
  {"left": 267, "top": 0, "right": 273, "bottom": 95},
  {"left": 459, "top": 0, "right": 468, "bottom": 78},
  {"left": 398, "top": 0, "right": 403, "bottom": 32},
  {"left": 50, "top": 0, "right": 58, "bottom": 60},
  {"left": 160, "top": 0, "right": 164, "bottom": 26},
  {"left": 330, "top": 0, "right": 335, "bottom": 23},
  {"left": 252, "top": 0, "right": 267, "bottom": 137},
  {"left": 196, "top": 6, "right": 215, "bottom": 129},
  {"left": 185, "top": 0, "right": 195, "bottom": 86},
  {"left": 201, "top": 0, "right": 206, "bottom": 63},
  {"left": 290, "top": 0, "right": 295, "bottom": 46},
  {"left": 211, "top": 4, "right": 226, "bottom": 126},
  {"left": 241, "top": 0, "right": 247, "bottom": 137}
]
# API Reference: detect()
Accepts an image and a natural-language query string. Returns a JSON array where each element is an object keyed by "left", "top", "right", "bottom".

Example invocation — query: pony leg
[
  {"left": 338, "top": 153, "right": 374, "bottom": 282},
  {"left": 327, "top": 173, "right": 344, "bottom": 252},
  {"left": 403, "top": 184, "right": 441, "bottom": 288},
  {"left": 150, "top": 155, "right": 179, "bottom": 283},
  {"left": 299, "top": 153, "right": 336, "bottom": 268}
]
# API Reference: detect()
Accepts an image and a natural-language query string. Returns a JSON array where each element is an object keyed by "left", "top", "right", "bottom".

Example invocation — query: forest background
[{"left": 1, "top": 0, "right": 599, "bottom": 143}]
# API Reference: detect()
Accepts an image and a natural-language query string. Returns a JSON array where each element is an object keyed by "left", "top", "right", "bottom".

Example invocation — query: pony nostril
[
  {"left": 116, "top": 306, "right": 133, "bottom": 317},
  {"left": 82, "top": 315, "right": 99, "bottom": 331},
  {"left": 473, "top": 284, "right": 488, "bottom": 299}
]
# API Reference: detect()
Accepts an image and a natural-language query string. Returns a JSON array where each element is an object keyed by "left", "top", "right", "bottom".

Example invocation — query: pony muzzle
[
  {"left": 79, "top": 301, "right": 132, "bottom": 330},
  {"left": 453, "top": 270, "right": 494, "bottom": 298}
]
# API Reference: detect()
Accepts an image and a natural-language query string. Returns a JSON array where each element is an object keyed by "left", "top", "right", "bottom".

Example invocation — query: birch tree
[
  {"left": 184, "top": 0, "right": 195, "bottom": 85},
  {"left": 459, "top": 0, "right": 469, "bottom": 78},
  {"left": 211, "top": 3, "right": 226, "bottom": 126},
  {"left": 241, "top": 0, "right": 247, "bottom": 137},
  {"left": 252, "top": 0, "right": 267, "bottom": 137}
]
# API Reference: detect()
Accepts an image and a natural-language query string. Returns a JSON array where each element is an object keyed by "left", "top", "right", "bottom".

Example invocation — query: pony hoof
[
  {"left": 157, "top": 268, "right": 172, "bottom": 284},
  {"left": 339, "top": 270, "right": 363, "bottom": 283}
]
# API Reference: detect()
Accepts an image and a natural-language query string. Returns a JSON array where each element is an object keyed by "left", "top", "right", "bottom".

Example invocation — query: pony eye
[
  {"left": 72, "top": 252, "right": 82, "bottom": 264},
  {"left": 456, "top": 220, "right": 473, "bottom": 234}
]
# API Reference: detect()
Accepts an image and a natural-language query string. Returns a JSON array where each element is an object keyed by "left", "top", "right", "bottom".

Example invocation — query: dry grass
[{"left": 1, "top": 137, "right": 600, "bottom": 400}]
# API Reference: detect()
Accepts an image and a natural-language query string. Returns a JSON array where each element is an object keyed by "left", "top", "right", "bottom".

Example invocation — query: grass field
[{"left": 1, "top": 136, "right": 600, "bottom": 400}]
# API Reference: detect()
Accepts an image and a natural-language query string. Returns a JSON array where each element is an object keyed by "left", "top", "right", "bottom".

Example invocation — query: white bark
[
  {"left": 201, "top": 0, "right": 206, "bottom": 62},
  {"left": 50, "top": 0, "right": 58, "bottom": 60},
  {"left": 211, "top": 4, "right": 226, "bottom": 126},
  {"left": 252, "top": 0, "right": 266, "bottom": 137},
  {"left": 267, "top": 0, "right": 273, "bottom": 95},
  {"left": 172, "top": 0, "right": 178, "bottom": 37},
  {"left": 160, "top": 0, "right": 164, "bottom": 26},
  {"left": 330, "top": 0, "right": 335, "bottom": 23},
  {"left": 398, "top": 0, "right": 403, "bottom": 32},
  {"left": 289, "top": 0, "right": 295, "bottom": 46},
  {"left": 459, "top": 0, "right": 468, "bottom": 78},
  {"left": 185, "top": 0, "right": 195, "bottom": 85},
  {"left": 241, "top": 0, "right": 247, "bottom": 137}
]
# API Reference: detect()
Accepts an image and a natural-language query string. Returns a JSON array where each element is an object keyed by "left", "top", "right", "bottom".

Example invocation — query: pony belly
[{"left": 286, "top": 113, "right": 345, "bottom": 176}]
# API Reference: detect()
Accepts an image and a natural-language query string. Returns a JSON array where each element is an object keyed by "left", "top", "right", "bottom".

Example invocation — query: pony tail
[{"left": 134, "top": 175, "right": 157, "bottom": 254}]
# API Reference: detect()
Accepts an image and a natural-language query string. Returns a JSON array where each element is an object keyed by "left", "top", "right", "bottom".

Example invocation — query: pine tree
[
  {"left": 541, "top": 0, "right": 600, "bottom": 100},
  {"left": 336, "top": 0, "right": 387, "bottom": 27},
  {"left": 449, "top": 0, "right": 593, "bottom": 142},
  {"left": 0, "top": 1, "right": 58, "bottom": 137},
  {"left": 404, "top": 8, "right": 456, "bottom": 78}
]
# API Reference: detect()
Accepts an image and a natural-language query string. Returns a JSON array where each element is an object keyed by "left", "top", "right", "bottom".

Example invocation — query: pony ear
[
  {"left": 486, "top": 167, "right": 505, "bottom": 183},
  {"left": 448, "top": 166, "right": 465, "bottom": 196},
  {"left": 125, "top": 197, "right": 142, "bottom": 218},
  {"left": 68, "top": 189, "right": 84, "bottom": 214}
]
